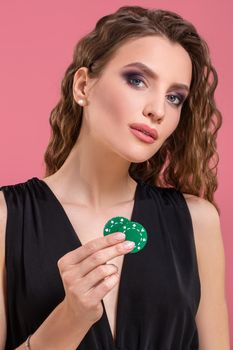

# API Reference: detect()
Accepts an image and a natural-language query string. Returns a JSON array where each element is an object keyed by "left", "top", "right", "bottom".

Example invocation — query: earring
[{"left": 77, "top": 99, "right": 87, "bottom": 106}]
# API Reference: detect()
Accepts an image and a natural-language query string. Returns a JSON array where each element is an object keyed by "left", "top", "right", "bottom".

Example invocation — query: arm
[
  {"left": 184, "top": 194, "right": 230, "bottom": 350},
  {"left": 15, "top": 302, "right": 92, "bottom": 350},
  {"left": 0, "top": 191, "right": 92, "bottom": 350}
]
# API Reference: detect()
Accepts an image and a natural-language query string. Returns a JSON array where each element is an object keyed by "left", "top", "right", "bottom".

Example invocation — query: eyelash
[{"left": 123, "top": 72, "right": 186, "bottom": 107}]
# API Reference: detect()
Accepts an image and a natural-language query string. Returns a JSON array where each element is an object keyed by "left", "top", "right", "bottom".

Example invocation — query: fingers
[
  {"left": 57, "top": 232, "right": 133, "bottom": 325},
  {"left": 79, "top": 263, "right": 119, "bottom": 292},
  {"left": 79, "top": 239, "right": 135, "bottom": 277},
  {"left": 89, "top": 271, "right": 120, "bottom": 302},
  {"left": 57, "top": 232, "right": 126, "bottom": 271}
]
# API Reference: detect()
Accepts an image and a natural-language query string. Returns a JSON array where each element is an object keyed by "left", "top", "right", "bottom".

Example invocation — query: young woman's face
[{"left": 78, "top": 35, "right": 192, "bottom": 163}]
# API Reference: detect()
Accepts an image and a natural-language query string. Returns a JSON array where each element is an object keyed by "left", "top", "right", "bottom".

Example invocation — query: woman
[{"left": 0, "top": 5, "right": 230, "bottom": 350}]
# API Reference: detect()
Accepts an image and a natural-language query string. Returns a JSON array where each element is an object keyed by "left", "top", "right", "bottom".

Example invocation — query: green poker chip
[
  {"left": 103, "top": 216, "right": 148, "bottom": 254},
  {"left": 103, "top": 216, "right": 130, "bottom": 235}
]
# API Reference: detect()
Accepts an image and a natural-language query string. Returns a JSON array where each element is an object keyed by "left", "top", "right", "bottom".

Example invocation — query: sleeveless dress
[{"left": 0, "top": 177, "right": 201, "bottom": 350}]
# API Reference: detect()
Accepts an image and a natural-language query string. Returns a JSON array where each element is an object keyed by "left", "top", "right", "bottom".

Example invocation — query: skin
[
  {"left": 46, "top": 35, "right": 192, "bottom": 209},
  {"left": 0, "top": 35, "right": 230, "bottom": 349}
]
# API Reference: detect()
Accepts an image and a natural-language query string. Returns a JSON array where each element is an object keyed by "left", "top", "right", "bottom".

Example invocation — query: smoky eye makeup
[
  {"left": 121, "top": 70, "right": 147, "bottom": 87},
  {"left": 122, "top": 71, "right": 145, "bottom": 81}
]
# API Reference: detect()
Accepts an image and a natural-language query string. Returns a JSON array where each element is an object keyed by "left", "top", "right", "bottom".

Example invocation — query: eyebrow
[{"left": 122, "top": 62, "right": 190, "bottom": 93}]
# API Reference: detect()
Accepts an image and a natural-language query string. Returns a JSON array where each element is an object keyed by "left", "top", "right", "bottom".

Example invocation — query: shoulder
[
  {"left": 181, "top": 196, "right": 230, "bottom": 347},
  {"left": 182, "top": 192, "right": 220, "bottom": 224},
  {"left": 0, "top": 179, "right": 31, "bottom": 240},
  {"left": 182, "top": 193, "right": 221, "bottom": 257},
  {"left": 0, "top": 178, "right": 36, "bottom": 201},
  {"left": 182, "top": 192, "right": 225, "bottom": 291},
  {"left": 182, "top": 192, "right": 220, "bottom": 236}
]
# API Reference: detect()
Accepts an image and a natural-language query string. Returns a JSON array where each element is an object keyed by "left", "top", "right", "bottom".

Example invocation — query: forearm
[{"left": 15, "top": 302, "right": 92, "bottom": 350}]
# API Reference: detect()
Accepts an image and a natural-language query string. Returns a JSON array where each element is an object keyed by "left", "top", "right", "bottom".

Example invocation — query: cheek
[
  {"left": 162, "top": 113, "right": 181, "bottom": 140},
  {"left": 170, "top": 115, "right": 180, "bottom": 131},
  {"left": 91, "top": 80, "right": 137, "bottom": 128}
]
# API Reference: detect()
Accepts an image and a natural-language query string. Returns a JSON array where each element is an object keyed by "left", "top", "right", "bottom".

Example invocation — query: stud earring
[{"left": 77, "top": 99, "right": 87, "bottom": 106}]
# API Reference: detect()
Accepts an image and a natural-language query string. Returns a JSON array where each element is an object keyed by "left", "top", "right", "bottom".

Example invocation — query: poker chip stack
[{"left": 103, "top": 216, "right": 148, "bottom": 254}]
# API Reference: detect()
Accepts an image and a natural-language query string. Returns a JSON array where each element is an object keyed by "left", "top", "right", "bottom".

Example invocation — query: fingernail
[
  {"left": 114, "top": 232, "right": 126, "bottom": 240},
  {"left": 123, "top": 241, "right": 135, "bottom": 249}
]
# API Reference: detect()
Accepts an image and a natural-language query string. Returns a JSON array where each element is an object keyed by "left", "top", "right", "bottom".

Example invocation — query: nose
[{"left": 143, "top": 96, "right": 165, "bottom": 123}]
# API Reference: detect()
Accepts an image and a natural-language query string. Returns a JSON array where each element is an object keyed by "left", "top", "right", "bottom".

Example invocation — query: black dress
[{"left": 0, "top": 177, "right": 201, "bottom": 349}]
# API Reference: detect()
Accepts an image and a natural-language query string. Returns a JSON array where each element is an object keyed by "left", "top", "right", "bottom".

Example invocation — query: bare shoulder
[
  {"left": 182, "top": 193, "right": 230, "bottom": 349},
  {"left": 182, "top": 192, "right": 220, "bottom": 225},
  {"left": 182, "top": 192, "right": 221, "bottom": 260}
]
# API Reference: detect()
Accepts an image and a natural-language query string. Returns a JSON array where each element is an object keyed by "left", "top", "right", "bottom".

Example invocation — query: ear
[{"left": 72, "top": 67, "right": 90, "bottom": 104}]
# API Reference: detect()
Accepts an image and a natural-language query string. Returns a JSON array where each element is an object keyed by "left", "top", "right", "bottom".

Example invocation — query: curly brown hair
[{"left": 43, "top": 5, "right": 222, "bottom": 214}]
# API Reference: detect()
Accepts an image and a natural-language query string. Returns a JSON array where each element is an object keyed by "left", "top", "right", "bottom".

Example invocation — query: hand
[{"left": 57, "top": 232, "right": 135, "bottom": 326}]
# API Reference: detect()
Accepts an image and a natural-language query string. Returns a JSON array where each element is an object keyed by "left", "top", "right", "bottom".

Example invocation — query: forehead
[{"left": 105, "top": 35, "right": 192, "bottom": 85}]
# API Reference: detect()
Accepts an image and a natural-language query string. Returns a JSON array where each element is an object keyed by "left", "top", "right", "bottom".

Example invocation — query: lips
[{"left": 129, "top": 123, "right": 158, "bottom": 140}]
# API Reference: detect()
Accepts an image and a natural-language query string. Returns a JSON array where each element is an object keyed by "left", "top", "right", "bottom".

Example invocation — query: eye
[
  {"left": 122, "top": 71, "right": 186, "bottom": 107},
  {"left": 123, "top": 72, "right": 146, "bottom": 88},
  {"left": 167, "top": 94, "right": 185, "bottom": 107}
]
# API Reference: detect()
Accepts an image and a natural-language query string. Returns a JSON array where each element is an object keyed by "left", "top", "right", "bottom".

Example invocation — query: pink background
[{"left": 0, "top": 0, "right": 232, "bottom": 345}]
